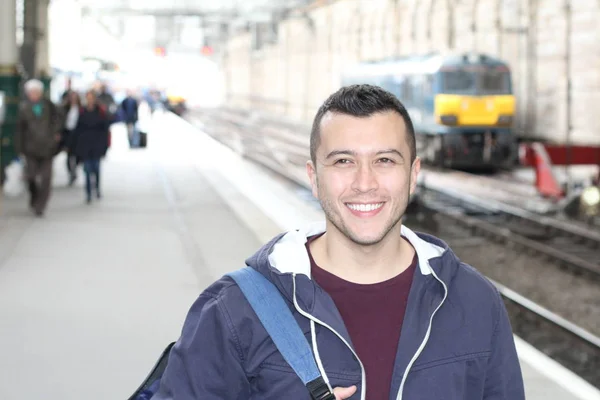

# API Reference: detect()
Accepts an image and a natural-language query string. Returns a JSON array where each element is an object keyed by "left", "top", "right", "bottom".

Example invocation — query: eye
[
  {"left": 378, "top": 158, "right": 395, "bottom": 164},
  {"left": 334, "top": 159, "right": 352, "bottom": 165}
]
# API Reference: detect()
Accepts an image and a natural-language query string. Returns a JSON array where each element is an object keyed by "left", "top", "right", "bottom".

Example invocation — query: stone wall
[{"left": 221, "top": 0, "right": 600, "bottom": 145}]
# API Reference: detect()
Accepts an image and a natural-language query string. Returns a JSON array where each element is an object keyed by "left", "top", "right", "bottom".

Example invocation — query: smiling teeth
[{"left": 347, "top": 203, "right": 383, "bottom": 212}]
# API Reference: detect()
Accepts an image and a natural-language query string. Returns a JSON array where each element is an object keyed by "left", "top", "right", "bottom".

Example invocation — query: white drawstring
[
  {"left": 292, "top": 273, "right": 366, "bottom": 399},
  {"left": 311, "top": 319, "right": 333, "bottom": 392},
  {"left": 293, "top": 274, "right": 333, "bottom": 391}
]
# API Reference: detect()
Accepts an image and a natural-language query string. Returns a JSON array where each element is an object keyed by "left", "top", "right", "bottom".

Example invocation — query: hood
[{"left": 244, "top": 221, "right": 456, "bottom": 308}]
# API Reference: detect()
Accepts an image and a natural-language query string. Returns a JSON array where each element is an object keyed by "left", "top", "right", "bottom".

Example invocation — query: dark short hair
[{"left": 309, "top": 84, "right": 416, "bottom": 166}]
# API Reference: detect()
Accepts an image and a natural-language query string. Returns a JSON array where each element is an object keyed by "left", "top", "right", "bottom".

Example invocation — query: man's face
[
  {"left": 27, "top": 89, "right": 42, "bottom": 103},
  {"left": 307, "top": 110, "right": 420, "bottom": 246}
]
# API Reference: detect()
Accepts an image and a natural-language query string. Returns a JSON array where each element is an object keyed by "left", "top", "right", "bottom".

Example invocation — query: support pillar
[
  {"left": 0, "top": 0, "right": 22, "bottom": 182},
  {"left": 35, "top": 0, "right": 50, "bottom": 93},
  {"left": 20, "top": 0, "right": 37, "bottom": 79}
]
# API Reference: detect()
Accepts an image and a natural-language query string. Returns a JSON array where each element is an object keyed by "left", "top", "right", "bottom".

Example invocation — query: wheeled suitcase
[{"left": 138, "top": 130, "right": 147, "bottom": 148}]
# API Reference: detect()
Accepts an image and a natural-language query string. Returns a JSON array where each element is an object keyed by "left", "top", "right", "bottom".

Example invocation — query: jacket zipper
[{"left": 395, "top": 267, "right": 448, "bottom": 400}]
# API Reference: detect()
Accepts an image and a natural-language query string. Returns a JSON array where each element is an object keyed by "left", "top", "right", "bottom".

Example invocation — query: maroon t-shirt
[{"left": 306, "top": 235, "right": 417, "bottom": 400}]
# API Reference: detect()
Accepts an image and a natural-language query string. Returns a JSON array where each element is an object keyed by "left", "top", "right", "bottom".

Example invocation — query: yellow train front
[
  {"left": 165, "top": 93, "right": 187, "bottom": 116},
  {"left": 342, "top": 53, "right": 518, "bottom": 170}
]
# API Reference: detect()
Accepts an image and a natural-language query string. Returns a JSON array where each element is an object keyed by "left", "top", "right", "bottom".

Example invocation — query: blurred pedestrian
[
  {"left": 119, "top": 89, "right": 139, "bottom": 147},
  {"left": 59, "top": 90, "right": 82, "bottom": 185},
  {"left": 95, "top": 82, "right": 117, "bottom": 117},
  {"left": 60, "top": 76, "right": 74, "bottom": 103},
  {"left": 15, "top": 79, "right": 62, "bottom": 217},
  {"left": 72, "top": 90, "right": 110, "bottom": 203}
]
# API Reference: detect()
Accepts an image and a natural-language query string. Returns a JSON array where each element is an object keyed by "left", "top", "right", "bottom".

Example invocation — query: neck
[{"left": 310, "top": 223, "right": 415, "bottom": 284}]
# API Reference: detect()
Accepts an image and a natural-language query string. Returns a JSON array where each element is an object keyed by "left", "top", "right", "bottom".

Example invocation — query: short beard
[{"left": 316, "top": 178, "right": 410, "bottom": 246}]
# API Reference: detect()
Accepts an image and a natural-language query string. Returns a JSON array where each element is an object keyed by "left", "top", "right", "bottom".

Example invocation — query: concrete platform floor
[{"left": 0, "top": 119, "right": 276, "bottom": 399}]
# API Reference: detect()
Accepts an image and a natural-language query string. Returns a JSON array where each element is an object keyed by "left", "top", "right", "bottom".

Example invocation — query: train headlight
[
  {"left": 580, "top": 186, "right": 600, "bottom": 216},
  {"left": 439, "top": 115, "right": 457, "bottom": 125},
  {"left": 497, "top": 115, "right": 513, "bottom": 125}
]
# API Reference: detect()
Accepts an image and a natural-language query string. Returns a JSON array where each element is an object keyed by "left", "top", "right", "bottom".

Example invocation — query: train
[
  {"left": 164, "top": 93, "right": 188, "bottom": 116},
  {"left": 341, "top": 52, "right": 518, "bottom": 170}
]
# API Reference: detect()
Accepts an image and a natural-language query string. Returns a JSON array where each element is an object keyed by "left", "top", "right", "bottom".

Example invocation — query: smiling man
[{"left": 154, "top": 85, "right": 525, "bottom": 400}]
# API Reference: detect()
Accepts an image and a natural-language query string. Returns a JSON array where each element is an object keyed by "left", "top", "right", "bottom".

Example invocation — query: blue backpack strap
[{"left": 227, "top": 267, "right": 335, "bottom": 400}]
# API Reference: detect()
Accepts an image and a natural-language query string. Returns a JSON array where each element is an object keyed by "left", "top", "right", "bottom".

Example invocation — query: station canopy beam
[
  {"left": 79, "top": 0, "right": 312, "bottom": 19},
  {"left": 77, "top": 0, "right": 312, "bottom": 56}
]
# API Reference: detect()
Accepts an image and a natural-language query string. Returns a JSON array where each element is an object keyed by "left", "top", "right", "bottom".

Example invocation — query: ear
[
  {"left": 306, "top": 160, "right": 319, "bottom": 199},
  {"left": 409, "top": 157, "right": 421, "bottom": 195}
]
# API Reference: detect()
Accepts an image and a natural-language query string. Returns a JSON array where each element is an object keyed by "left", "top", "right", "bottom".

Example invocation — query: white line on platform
[{"left": 514, "top": 336, "right": 600, "bottom": 400}]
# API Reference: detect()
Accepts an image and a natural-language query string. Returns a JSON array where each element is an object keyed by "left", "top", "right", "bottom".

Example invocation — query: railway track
[
  {"left": 189, "top": 107, "right": 600, "bottom": 388},
  {"left": 415, "top": 186, "right": 600, "bottom": 281},
  {"left": 499, "top": 280, "right": 600, "bottom": 389}
]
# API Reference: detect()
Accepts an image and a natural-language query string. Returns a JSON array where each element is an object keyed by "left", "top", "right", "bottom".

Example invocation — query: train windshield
[
  {"left": 441, "top": 66, "right": 511, "bottom": 95},
  {"left": 480, "top": 69, "right": 511, "bottom": 94},
  {"left": 442, "top": 70, "right": 476, "bottom": 94}
]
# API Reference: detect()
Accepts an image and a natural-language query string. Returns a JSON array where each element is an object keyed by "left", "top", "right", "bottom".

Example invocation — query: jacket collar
[{"left": 267, "top": 221, "right": 447, "bottom": 278}]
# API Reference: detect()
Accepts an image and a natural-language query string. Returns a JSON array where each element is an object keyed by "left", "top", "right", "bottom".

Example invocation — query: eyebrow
[{"left": 325, "top": 149, "right": 405, "bottom": 160}]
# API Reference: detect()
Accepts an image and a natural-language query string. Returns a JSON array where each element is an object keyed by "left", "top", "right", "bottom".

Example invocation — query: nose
[{"left": 351, "top": 164, "right": 379, "bottom": 193}]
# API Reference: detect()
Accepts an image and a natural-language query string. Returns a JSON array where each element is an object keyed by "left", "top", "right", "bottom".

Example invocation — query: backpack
[{"left": 128, "top": 267, "right": 335, "bottom": 400}]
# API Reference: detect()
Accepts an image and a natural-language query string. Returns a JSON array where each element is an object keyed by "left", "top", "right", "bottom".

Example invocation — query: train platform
[{"left": 0, "top": 112, "right": 598, "bottom": 400}]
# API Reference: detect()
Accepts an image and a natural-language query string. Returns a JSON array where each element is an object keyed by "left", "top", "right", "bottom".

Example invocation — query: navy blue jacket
[
  {"left": 120, "top": 96, "right": 138, "bottom": 123},
  {"left": 154, "top": 223, "right": 525, "bottom": 400},
  {"left": 72, "top": 105, "right": 110, "bottom": 159}
]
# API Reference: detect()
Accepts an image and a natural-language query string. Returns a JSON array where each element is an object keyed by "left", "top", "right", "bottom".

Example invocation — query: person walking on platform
[
  {"left": 59, "top": 91, "right": 82, "bottom": 185},
  {"left": 152, "top": 85, "right": 525, "bottom": 400},
  {"left": 95, "top": 82, "right": 117, "bottom": 118},
  {"left": 15, "top": 79, "right": 62, "bottom": 217},
  {"left": 60, "top": 77, "right": 74, "bottom": 103},
  {"left": 72, "top": 90, "right": 110, "bottom": 204},
  {"left": 119, "top": 89, "right": 139, "bottom": 147}
]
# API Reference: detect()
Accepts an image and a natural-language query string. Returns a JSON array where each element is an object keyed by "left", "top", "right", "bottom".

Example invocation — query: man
[
  {"left": 95, "top": 82, "right": 117, "bottom": 118},
  {"left": 118, "top": 89, "right": 139, "bottom": 147},
  {"left": 15, "top": 79, "right": 61, "bottom": 217},
  {"left": 154, "top": 85, "right": 525, "bottom": 400}
]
